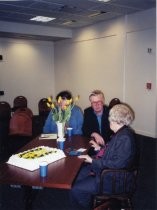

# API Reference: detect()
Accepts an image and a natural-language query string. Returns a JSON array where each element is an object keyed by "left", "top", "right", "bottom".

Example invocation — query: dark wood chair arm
[{"left": 99, "top": 167, "right": 138, "bottom": 195}]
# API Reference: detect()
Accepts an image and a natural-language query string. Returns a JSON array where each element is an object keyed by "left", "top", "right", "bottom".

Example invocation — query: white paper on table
[
  {"left": 77, "top": 148, "right": 87, "bottom": 152},
  {"left": 39, "top": 133, "right": 57, "bottom": 140}
]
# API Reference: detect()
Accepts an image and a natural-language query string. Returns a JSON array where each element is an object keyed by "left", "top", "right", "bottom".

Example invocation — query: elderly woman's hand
[
  {"left": 91, "top": 132, "right": 105, "bottom": 146},
  {"left": 89, "top": 139, "right": 101, "bottom": 151},
  {"left": 78, "top": 155, "right": 93, "bottom": 163}
]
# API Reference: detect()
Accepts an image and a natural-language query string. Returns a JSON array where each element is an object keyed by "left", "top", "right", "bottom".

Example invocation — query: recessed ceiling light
[
  {"left": 30, "top": 16, "right": 56, "bottom": 23},
  {"left": 88, "top": 11, "right": 107, "bottom": 17},
  {"left": 97, "top": 0, "right": 111, "bottom": 2},
  {"left": 62, "top": 20, "right": 76, "bottom": 25}
]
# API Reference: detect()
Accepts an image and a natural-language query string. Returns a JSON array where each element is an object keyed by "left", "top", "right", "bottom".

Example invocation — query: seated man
[
  {"left": 82, "top": 90, "right": 112, "bottom": 152},
  {"left": 70, "top": 103, "right": 136, "bottom": 209},
  {"left": 43, "top": 90, "right": 83, "bottom": 135}
]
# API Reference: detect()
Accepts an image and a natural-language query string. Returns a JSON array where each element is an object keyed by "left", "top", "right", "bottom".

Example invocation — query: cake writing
[{"left": 18, "top": 147, "right": 57, "bottom": 159}]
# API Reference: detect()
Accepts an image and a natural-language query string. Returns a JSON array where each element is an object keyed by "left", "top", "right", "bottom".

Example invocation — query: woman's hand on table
[{"left": 78, "top": 155, "right": 92, "bottom": 163}]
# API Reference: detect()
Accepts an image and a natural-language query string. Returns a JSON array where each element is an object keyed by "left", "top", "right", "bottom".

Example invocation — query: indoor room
[{"left": 0, "top": 0, "right": 156, "bottom": 210}]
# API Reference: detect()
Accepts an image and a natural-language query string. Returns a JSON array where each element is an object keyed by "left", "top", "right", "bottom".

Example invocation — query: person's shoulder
[
  {"left": 125, "top": 126, "right": 135, "bottom": 137},
  {"left": 123, "top": 126, "right": 135, "bottom": 133},
  {"left": 103, "top": 105, "right": 109, "bottom": 110},
  {"left": 46, "top": 110, "right": 52, "bottom": 118},
  {"left": 117, "top": 126, "right": 135, "bottom": 139},
  {"left": 102, "top": 105, "right": 110, "bottom": 115},
  {"left": 72, "top": 105, "right": 82, "bottom": 112},
  {"left": 84, "top": 106, "right": 93, "bottom": 113}
]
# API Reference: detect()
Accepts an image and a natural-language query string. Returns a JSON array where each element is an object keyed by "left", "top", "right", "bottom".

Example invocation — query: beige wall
[
  {"left": 0, "top": 8, "right": 156, "bottom": 137},
  {"left": 125, "top": 28, "right": 156, "bottom": 137},
  {"left": 0, "top": 38, "right": 55, "bottom": 114},
  {"left": 54, "top": 8, "right": 156, "bottom": 138}
]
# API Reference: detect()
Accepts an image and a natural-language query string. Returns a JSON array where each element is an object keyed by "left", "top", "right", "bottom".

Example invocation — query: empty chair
[
  {"left": 0, "top": 101, "right": 11, "bottom": 158},
  {"left": 12, "top": 96, "right": 27, "bottom": 112},
  {"left": 9, "top": 108, "right": 33, "bottom": 136},
  {"left": 38, "top": 98, "right": 51, "bottom": 117},
  {"left": 15, "top": 107, "right": 33, "bottom": 118},
  {"left": 0, "top": 101, "right": 11, "bottom": 121},
  {"left": 36, "top": 98, "right": 51, "bottom": 136},
  {"left": 109, "top": 98, "right": 121, "bottom": 109}
]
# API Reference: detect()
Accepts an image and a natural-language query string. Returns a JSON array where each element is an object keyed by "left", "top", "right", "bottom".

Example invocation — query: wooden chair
[
  {"left": 36, "top": 98, "right": 51, "bottom": 136},
  {"left": 15, "top": 107, "right": 33, "bottom": 118},
  {"left": 38, "top": 98, "right": 50, "bottom": 117},
  {"left": 12, "top": 96, "right": 27, "bottom": 112},
  {"left": 93, "top": 160, "right": 139, "bottom": 210},
  {"left": 109, "top": 98, "right": 121, "bottom": 109},
  {"left": 0, "top": 101, "right": 11, "bottom": 121},
  {"left": 0, "top": 101, "right": 11, "bottom": 158},
  {"left": 9, "top": 108, "right": 33, "bottom": 136}
]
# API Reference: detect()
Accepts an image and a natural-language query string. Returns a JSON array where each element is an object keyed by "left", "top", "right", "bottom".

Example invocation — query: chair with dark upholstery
[
  {"left": 9, "top": 108, "right": 33, "bottom": 136},
  {"left": 8, "top": 107, "right": 33, "bottom": 154},
  {"left": 93, "top": 157, "right": 139, "bottom": 210},
  {"left": 34, "top": 98, "right": 51, "bottom": 137},
  {"left": 38, "top": 98, "right": 50, "bottom": 117},
  {"left": 109, "top": 98, "right": 121, "bottom": 109},
  {"left": 12, "top": 96, "right": 27, "bottom": 112},
  {"left": 0, "top": 101, "right": 11, "bottom": 159},
  {"left": 0, "top": 101, "right": 11, "bottom": 121}
]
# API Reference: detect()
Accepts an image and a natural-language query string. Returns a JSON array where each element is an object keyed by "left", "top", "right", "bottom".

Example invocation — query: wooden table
[{"left": 0, "top": 135, "right": 90, "bottom": 189}]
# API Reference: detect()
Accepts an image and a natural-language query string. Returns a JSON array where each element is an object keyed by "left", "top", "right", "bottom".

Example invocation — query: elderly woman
[{"left": 70, "top": 103, "right": 136, "bottom": 209}]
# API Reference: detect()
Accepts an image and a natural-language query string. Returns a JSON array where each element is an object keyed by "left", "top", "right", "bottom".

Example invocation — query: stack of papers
[{"left": 39, "top": 133, "right": 57, "bottom": 140}]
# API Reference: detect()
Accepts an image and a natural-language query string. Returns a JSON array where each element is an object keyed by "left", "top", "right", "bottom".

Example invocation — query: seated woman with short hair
[
  {"left": 70, "top": 103, "right": 136, "bottom": 209},
  {"left": 43, "top": 90, "right": 83, "bottom": 135}
]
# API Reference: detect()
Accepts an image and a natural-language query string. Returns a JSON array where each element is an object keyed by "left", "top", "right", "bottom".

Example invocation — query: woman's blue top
[{"left": 43, "top": 105, "right": 83, "bottom": 135}]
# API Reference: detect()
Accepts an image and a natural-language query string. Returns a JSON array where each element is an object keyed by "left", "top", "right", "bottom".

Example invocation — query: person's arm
[
  {"left": 82, "top": 108, "right": 96, "bottom": 137},
  {"left": 69, "top": 106, "right": 83, "bottom": 135},
  {"left": 89, "top": 139, "right": 101, "bottom": 151},
  {"left": 43, "top": 111, "right": 57, "bottom": 133},
  {"left": 74, "top": 106, "right": 83, "bottom": 135},
  {"left": 91, "top": 132, "right": 105, "bottom": 146},
  {"left": 91, "top": 134, "right": 133, "bottom": 173},
  {"left": 78, "top": 154, "right": 93, "bottom": 163}
]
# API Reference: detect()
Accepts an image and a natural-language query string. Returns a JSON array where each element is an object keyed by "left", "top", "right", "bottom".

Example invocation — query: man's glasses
[{"left": 91, "top": 101, "right": 103, "bottom": 106}]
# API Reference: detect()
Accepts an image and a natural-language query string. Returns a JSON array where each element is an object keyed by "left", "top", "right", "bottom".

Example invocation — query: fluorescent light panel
[
  {"left": 97, "top": 0, "right": 111, "bottom": 2},
  {"left": 62, "top": 20, "right": 76, "bottom": 25},
  {"left": 88, "top": 11, "right": 106, "bottom": 17},
  {"left": 30, "top": 16, "right": 56, "bottom": 22}
]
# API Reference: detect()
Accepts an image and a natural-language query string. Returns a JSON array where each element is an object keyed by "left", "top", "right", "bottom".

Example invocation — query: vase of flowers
[
  {"left": 56, "top": 121, "right": 65, "bottom": 138},
  {"left": 46, "top": 95, "right": 79, "bottom": 139}
]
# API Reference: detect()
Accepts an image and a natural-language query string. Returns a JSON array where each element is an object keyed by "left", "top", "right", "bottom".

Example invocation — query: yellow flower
[
  {"left": 47, "top": 96, "right": 52, "bottom": 103},
  {"left": 47, "top": 102, "right": 51, "bottom": 107},
  {"left": 62, "top": 105, "right": 67, "bottom": 110},
  {"left": 46, "top": 94, "right": 80, "bottom": 123},
  {"left": 51, "top": 103, "right": 55, "bottom": 109},
  {"left": 75, "top": 95, "right": 80, "bottom": 102},
  {"left": 66, "top": 99, "right": 71, "bottom": 106},
  {"left": 57, "top": 96, "right": 62, "bottom": 104}
]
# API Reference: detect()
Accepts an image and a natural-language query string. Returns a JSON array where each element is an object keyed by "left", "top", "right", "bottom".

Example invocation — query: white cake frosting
[{"left": 7, "top": 146, "right": 66, "bottom": 171}]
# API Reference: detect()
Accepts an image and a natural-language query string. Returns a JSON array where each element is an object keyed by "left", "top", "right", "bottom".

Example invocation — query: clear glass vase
[{"left": 56, "top": 121, "right": 65, "bottom": 139}]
